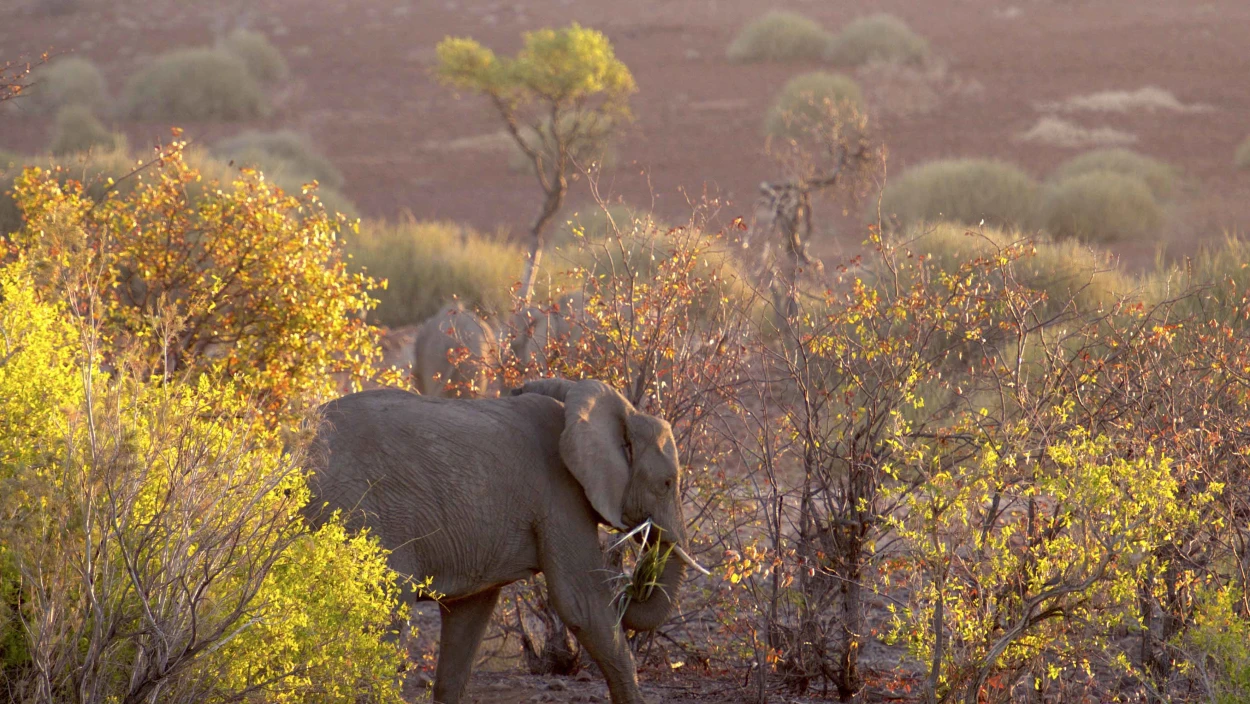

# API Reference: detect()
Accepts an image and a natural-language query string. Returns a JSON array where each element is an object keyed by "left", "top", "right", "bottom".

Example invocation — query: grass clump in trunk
[
  {"left": 764, "top": 72, "right": 864, "bottom": 140},
  {"left": 879, "top": 158, "right": 1039, "bottom": 231},
  {"left": 825, "top": 14, "right": 929, "bottom": 66},
  {"left": 1051, "top": 148, "right": 1178, "bottom": 202},
  {"left": 1039, "top": 171, "right": 1163, "bottom": 243},
  {"left": 49, "top": 105, "right": 127, "bottom": 156},
  {"left": 122, "top": 48, "right": 268, "bottom": 121},
  {"left": 19, "top": 57, "right": 107, "bottom": 114},
  {"left": 727, "top": 11, "right": 833, "bottom": 63},
  {"left": 218, "top": 28, "right": 289, "bottom": 84},
  {"left": 345, "top": 219, "right": 523, "bottom": 327}
]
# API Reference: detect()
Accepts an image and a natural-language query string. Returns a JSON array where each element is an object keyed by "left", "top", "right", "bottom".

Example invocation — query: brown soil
[{"left": 5, "top": 0, "right": 1250, "bottom": 699}]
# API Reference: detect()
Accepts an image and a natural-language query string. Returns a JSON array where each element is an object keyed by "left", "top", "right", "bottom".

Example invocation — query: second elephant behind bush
[{"left": 412, "top": 302, "right": 499, "bottom": 398}]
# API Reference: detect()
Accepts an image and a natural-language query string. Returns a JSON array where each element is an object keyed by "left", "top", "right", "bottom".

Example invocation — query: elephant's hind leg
[{"left": 432, "top": 586, "right": 503, "bottom": 704}]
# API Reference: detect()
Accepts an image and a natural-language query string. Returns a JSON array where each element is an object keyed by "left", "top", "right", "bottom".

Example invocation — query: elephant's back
[{"left": 306, "top": 388, "right": 562, "bottom": 594}]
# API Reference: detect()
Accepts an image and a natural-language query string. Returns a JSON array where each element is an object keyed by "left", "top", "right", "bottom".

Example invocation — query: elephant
[
  {"left": 412, "top": 302, "right": 499, "bottom": 398},
  {"left": 304, "top": 377, "right": 706, "bottom": 704},
  {"left": 508, "top": 292, "right": 584, "bottom": 369}
]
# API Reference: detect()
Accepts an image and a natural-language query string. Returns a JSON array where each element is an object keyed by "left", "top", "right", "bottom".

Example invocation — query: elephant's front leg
[
  {"left": 542, "top": 545, "right": 645, "bottom": 704},
  {"left": 432, "top": 586, "right": 502, "bottom": 704}
]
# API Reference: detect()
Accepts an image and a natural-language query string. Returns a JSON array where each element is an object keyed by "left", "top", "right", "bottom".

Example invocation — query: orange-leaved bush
[{"left": 7, "top": 143, "right": 384, "bottom": 417}]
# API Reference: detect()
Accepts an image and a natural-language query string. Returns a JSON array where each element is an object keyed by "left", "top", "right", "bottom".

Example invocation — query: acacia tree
[{"left": 436, "top": 24, "right": 636, "bottom": 302}]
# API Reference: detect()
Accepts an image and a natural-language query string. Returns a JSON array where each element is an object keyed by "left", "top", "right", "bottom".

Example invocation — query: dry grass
[
  {"left": 1051, "top": 148, "right": 1179, "bottom": 202},
  {"left": 727, "top": 11, "right": 833, "bottom": 63},
  {"left": 1017, "top": 116, "right": 1136, "bottom": 148},
  {"left": 214, "top": 130, "right": 344, "bottom": 189},
  {"left": 218, "top": 29, "right": 289, "bottom": 84},
  {"left": 764, "top": 72, "right": 864, "bottom": 140},
  {"left": 1042, "top": 86, "right": 1210, "bottom": 114},
  {"left": 825, "top": 14, "right": 929, "bottom": 67},
  {"left": 344, "top": 219, "right": 523, "bottom": 327},
  {"left": 20, "top": 57, "right": 107, "bottom": 114},
  {"left": 1236, "top": 135, "right": 1250, "bottom": 169},
  {"left": 49, "top": 105, "right": 127, "bottom": 156},
  {"left": 122, "top": 48, "right": 268, "bottom": 121},
  {"left": 879, "top": 158, "right": 1039, "bottom": 231},
  {"left": 1039, "top": 171, "right": 1164, "bottom": 243}
]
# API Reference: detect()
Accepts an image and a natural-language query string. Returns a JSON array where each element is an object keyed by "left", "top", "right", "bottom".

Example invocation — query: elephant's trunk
[{"left": 620, "top": 540, "right": 687, "bottom": 632}]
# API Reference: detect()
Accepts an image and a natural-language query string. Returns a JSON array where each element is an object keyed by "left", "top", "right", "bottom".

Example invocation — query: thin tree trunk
[{"left": 518, "top": 176, "right": 567, "bottom": 304}]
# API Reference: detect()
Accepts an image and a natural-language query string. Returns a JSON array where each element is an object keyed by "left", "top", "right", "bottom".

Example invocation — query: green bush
[
  {"left": 894, "top": 222, "right": 1137, "bottom": 312},
  {"left": 879, "top": 159, "right": 1039, "bottom": 230},
  {"left": 727, "top": 11, "right": 833, "bottom": 63},
  {"left": 122, "top": 48, "right": 268, "bottom": 121},
  {"left": 346, "top": 219, "right": 523, "bottom": 327},
  {"left": 1236, "top": 135, "right": 1250, "bottom": 169},
  {"left": 1051, "top": 148, "right": 1178, "bottom": 201},
  {"left": 764, "top": 71, "right": 864, "bottom": 139},
  {"left": 21, "top": 56, "right": 107, "bottom": 114},
  {"left": 49, "top": 105, "right": 127, "bottom": 155},
  {"left": 0, "top": 259, "right": 405, "bottom": 703},
  {"left": 825, "top": 14, "right": 929, "bottom": 66},
  {"left": 1039, "top": 171, "right": 1163, "bottom": 242},
  {"left": 214, "top": 130, "right": 344, "bottom": 188},
  {"left": 218, "top": 28, "right": 289, "bottom": 84}
]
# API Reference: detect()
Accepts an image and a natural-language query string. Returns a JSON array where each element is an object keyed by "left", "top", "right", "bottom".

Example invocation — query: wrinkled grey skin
[
  {"left": 508, "top": 292, "right": 583, "bottom": 369},
  {"left": 412, "top": 302, "right": 499, "bottom": 398},
  {"left": 305, "top": 378, "right": 688, "bottom": 704}
]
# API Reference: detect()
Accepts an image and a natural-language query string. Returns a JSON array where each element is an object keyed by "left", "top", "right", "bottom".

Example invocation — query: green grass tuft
[
  {"left": 879, "top": 159, "right": 1039, "bottom": 231},
  {"left": 1236, "top": 135, "right": 1250, "bottom": 170},
  {"left": 727, "top": 11, "right": 833, "bottom": 63},
  {"left": 214, "top": 130, "right": 343, "bottom": 189},
  {"left": 49, "top": 105, "right": 127, "bottom": 156},
  {"left": 218, "top": 29, "right": 289, "bottom": 84},
  {"left": 764, "top": 72, "right": 864, "bottom": 140},
  {"left": 344, "top": 219, "right": 523, "bottom": 327},
  {"left": 20, "top": 57, "right": 107, "bottom": 114},
  {"left": 1051, "top": 148, "right": 1178, "bottom": 202},
  {"left": 825, "top": 14, "right": 930, "bottom": 66},
  {"left": 1039, "top": 171, "right": 1163, "bottom": 243},
  {"left": 122, "top": 48, "right": 268, "bottom": 121}
]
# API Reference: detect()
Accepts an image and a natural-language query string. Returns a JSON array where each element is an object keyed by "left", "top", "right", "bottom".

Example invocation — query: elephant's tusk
[{"left": 672, "top": 545, "right": 711, "bottom": 576}]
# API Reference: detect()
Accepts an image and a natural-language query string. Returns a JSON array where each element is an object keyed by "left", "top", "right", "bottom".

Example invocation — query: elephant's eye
[{"left": 664, "top": 479, "right": 673, "bottom": 489}]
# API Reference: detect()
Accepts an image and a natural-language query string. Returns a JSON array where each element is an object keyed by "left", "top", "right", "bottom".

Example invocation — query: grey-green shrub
[
  {"left": 1051, "top": 148, "right": 1178, "bottom": 201},
  {"left": 214, "top": 130, "right": 343, "bottom": 188},
  {"left": 122, "top": 48, "right": 268, "bottom": 121},
  {"left": 764, "top": 72, "right": 864, "bottom": 139},
  {"left": 1236, "top": 136, "right": 1250, "bottom": 170},
  {"left": 879, "top": 159, "right": 1039, "bottom": 230},
  {"left": 22, "top": 57, "right": 107, "bottom": 114},
  {"left": 218, "top": 29, "right": 289, "bottom": 84},
  {"left": 49, "top": 105, "right": 127, "bottom": 156},
  {"left": 345, "top": 220, "right": 523, "bottom": 327},
  {"left": 1039, "top": 171, "right": 1163, "bottom": 243},
  {"left": 727, "top": 11, "right": 833, "bottom": 63},
  {"left": 825, "top": 14, "right": 929, "bottom": 66}
]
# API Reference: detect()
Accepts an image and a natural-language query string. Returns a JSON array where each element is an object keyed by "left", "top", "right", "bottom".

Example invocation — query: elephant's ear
[{"left": 558, "top": 379, "right": 632, "bottom": 530}]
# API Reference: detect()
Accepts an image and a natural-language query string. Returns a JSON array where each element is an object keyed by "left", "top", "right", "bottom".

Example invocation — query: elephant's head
[{"left": 515, "top": 378, "right": 706, "bottom": 631}]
